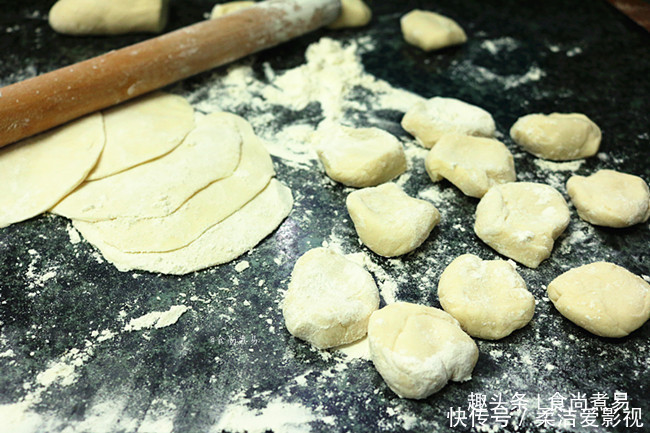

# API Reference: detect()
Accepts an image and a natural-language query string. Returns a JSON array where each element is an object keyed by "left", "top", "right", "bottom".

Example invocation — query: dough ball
[
  {"left": 282, "top": 248, "right": 380, "bottom": 349},
  {"left": 510, "top": 113, "right": 601, "bottom": 161},
  {"left": 547, "top": 262, "right": 650, "bottom": 338},
  {"left": 368, "top": 302, "right": 478, "bottom": 399},
  {"left": 49, "top": 0, "right": 169, "bottom": 35},
  {"left": 438, "top": 254, "right": 535, "bottom": 340},
  {"left": 210, "top": 1, "right": 255, "bottom": 19},
  {"left": 313, "top": 123, "right": 406, "bottom": 188},
  {"left": 474, "top": 182, "right": 570, "bottom": 268},
  {"left": 401, "top": 97, "right": 496, "bottom": 149},
  {"left": 425, "top": 134, "right": 516, "bottom": 198},
  {"left": 567, "top": 169, "right": 650, "bottom": 228},
  {"left": 400, "top": 10, "right": 467, "bottom": 52},
  {"left": 346, "top": 183, "right": 440, "bottom": 257},
  {"left": 327, "top": 0, "right": 371, "bottom": 29}
]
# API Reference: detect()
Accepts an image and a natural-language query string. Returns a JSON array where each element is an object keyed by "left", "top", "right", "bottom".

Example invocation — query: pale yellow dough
[
  {"left": 400, "top": 10, "right": 467, "bottom": 52},
  {"left": 210, "top": 1, "right": 256, "bottom": 19},
  {"left": 327, "top": 0, "right": 371, "bottom": 29}
]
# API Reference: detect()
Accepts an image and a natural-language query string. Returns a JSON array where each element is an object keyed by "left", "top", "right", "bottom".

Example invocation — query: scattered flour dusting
[
  {"left": 480, "top": 37, "right": 519, "bottom": 55},
  {"left": 345, "top": 252, "right": 399, "bottom": 304},
  {"left": 124, "top": 305, "right": 190, "bottom": 332},
  {"left": 533, "top": 158, "right": 585, "bottom": 172},
  {"left": 452, "top": 60, "right": 545, "bottom": 89},
  {"left": 234, "top": 260, "right": 250, "bottom": 273}
]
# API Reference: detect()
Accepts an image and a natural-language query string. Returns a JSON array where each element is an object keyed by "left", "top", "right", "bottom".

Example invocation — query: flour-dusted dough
[
  {"left": 327, "top": 0, "right": 371, "bottom": 29},
  {"left": 474, "top": 182, "right": 570, "bottom": 268},
  {"left": 400, "top": 10, "right": 467, "bottom": 52},
  {"left": 74, "top": 179, "right": 293, "bottom": 275},
  {"left": 368, "top": 302, "right": 478, "bottom": 399},
  {"left": 282, "top": 248, "right": 379, "bottom": 349},
  {"left": 402, "top": 97, "right": 496, "bottom": 149},
  {"left": 438, "top": 254, "right": 535, "bottom": 340},
  {"left": 313, "top": 123, "right": 406, "bottom": 188},
  {"left": 73, "top": 113, "right": 274, "bottom": 253},
  {"left": 547, "top": 262, "right": 650, "bottom": 338},
  {"left": 210, "top": 1, "right": 255, "bottom": 19},
  {"left": 87, "top": 92, "right": 194, "bottom": 181},
  {"left": 425, "top": 134, "right": 516, "bottom": 198},
  {"left": 0, "top": 114, "right": 104, "bottom": 229},
  {"left": 346, "top": 183, "right": 440, "bottom": 257},
  {"left": 52, "top": 113, "right": 242, "bottom": 221},
  {"left": 510, "top": 113, "right": 601, "bottom": 161},
  {"left": 49, "top": 0, "right": 169, "bottom": 35},
  {"left": 567, "top": 169, "right": 650, "bottom": 228}
]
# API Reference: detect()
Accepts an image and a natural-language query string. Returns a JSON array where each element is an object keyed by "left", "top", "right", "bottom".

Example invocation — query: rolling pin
[{"left": 0, "top": 0, "right": 341, "bottom": 149}]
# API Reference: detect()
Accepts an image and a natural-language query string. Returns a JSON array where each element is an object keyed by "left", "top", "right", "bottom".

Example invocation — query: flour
[
  {"left": 533, "top": 158, "right": 585, "bottom": 172},
  {"left": 480, "top": 37, "right": 519, "bottom": 55},
  {"left": 123, "top": 305, "right": 190, "bottom": 331}
]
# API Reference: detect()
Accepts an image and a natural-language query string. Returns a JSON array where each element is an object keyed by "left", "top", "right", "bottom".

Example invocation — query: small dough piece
[
  {"left": 74, "top": 179, "right": 293, "bottom": 275},
  {"left": 210, "top": 1, "right": 255, "bottom": 19},
  {"left": 567, "top": 169, "right": 650, "bottom": 228},
  {"left": 402, "top": 97, "right": 496, "bottom": 149},
  {"left": 474, "top": 182, "right": 570, "bottom": 268},
  {"left": 400, "top": 10, "right": 467, "bottom": 52},
  {"left": 52, "top": 113, "right": 242, "bottom": 221},
  {"left": 88, "top": 92, "right": 195, "bottom": 181},
  {"left": 313, "top": 123, "right": 406, "bottom": 188},
  {"left": 438, "top": 254, "right": 535, "bottom": 340},
  {"left": 510, "top": 113, "right": 601, "bottom": 161},
  {"left": 346, "top": 183, "right": 440, "bottom": 257},
  {"left": 327, "top": 0, "right": 371, "bottom": 29},
  {"left": 368, "top": 302, "right": 478, "bottom": 399},
  {"left": 283, "top": 248, "right": 380, "bottom": 349},
  {"left": 49, "top": 0, "right": 169, "bottom": 35},
  {"left": 547, "top": 262, "right": 650, "bottom": 338},
  {"left": 0, "top": 114, "right": 104, "bottom": 229},
  {"left": 425, "top": 134, "right": 516, "bottom": 198}
]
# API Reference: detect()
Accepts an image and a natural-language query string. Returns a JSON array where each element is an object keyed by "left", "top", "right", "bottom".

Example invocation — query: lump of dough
[
  {"left": 49, "top": 0, "right": 169, "bottom": 35},
  {"left": 0, "top": 114, "right": 104, "bottom": 229},
  {"left": 88, "top": 92, "right": 195, "bottom": 180},
  {"left": 425, "top": 134, "right": 516, "bottom": 198},
  {"left": 327, "top": 0, "right": 371, "bottom": 29},
  {"left": 567, "top": 169, "right": 650, "bottom": 228},
  {"left": 547, "top": 262, "right": 650, "bottom": 338},
  {"left": 400, "top": 10, "right": 467, "bottom": 52},
  {"left": 313, "top": 123, "right": 406, "bottom": 188},
  {"left": 510, "top": 113, "right": 601, "bottom": 161},
  {"left": 368, "top": 302, "right": 478, "bottom": 399},
  {"left": 438, "top": 254, "right": 535, "bottom": 340},
  {"left": 346, "top": 183, "right": 440, "bottom": 257},
  {"left": 402, "top": 97, "right": 496, "bottom": 149},
  {"left": 474, "top": 182, "right": 570, "bottom": 268},
  {"left": 210, "top": 1, "right": 255, "bottom": 19},
  {"left": 282, "top": 248, "right": 379, "bottom": 349}
]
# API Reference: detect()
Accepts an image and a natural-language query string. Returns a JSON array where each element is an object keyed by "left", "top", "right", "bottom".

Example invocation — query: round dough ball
[
  {"left": 567, "top": 169, "right": 650, "bottom": 228},
  {"left": 400, "top": 10, "right": 467, "bottom": 52},
  {"left": 438, "top": 254, "right": 535, "bottom": 340},
  {"left": 474, "top": 182, "right": 570, "bottom": 268},
  {"left": 210, "top": 1, "right": 255, "bottom": 19},
  {"left": 547, "top": 262, "right": 650, "bottom": 338},
  {"left": 327, "top": 0, "right": 371, "bottom": 29},
  {"left": 368, "top": 302, "right": 478, "bottom": 399},
  {"left": 283, "top": 248, "right": 380, "bottom": 349},
  {"left": 402, "top": 97, "right": 496, "bottom": 149},
  {"left": 313, "top": 123, "right": 406, "bottom": 188},
  {"left": 425, "top": 134, "right": 516, "bottom": 198},
  {"left": 510, "top": 113, "right": 601, "bottom": 161},
  {"left": 346, "top": 183, "right": 441, "bottom": 257}
]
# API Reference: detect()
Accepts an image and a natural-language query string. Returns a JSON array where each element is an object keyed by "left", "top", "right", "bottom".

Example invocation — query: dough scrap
[
  {"left": 402, "top": 97, "right": 495, "bottom": 149},
  {"left": 210, "top": 1, "right": 256, "bottom": 19},
  {"left": 400, "top": 10, "right": 467, "bottom": 52},
  {"left": 49, "top": 0, "right": 169, "bottom": 35},
  {"left": 313, "top": 123, "right": 406, "bottom": 188},
  {"left": 547, "top": 262, "right": 650, "bottom": 338},
  {"left": 52, "top": 113, "right": 242, "bottom": 221},
  {"left": 474, "top": 182, "right": 570, "bottom": 268},
  {"left": 73, "top": 113, "right": 274, "bottom": 253},
  {"left": 346, "top": 183, "right": 440, "bottom": 257},
  {"left": 88, "top": 92, "right": 195, "bottom": 181},
  {"left": 510, "top": 113, "right": 601, "bottom": 161},
  {"left": 73, "top": 179, "right": 293, "bottom": 275},
  {"left": 567, "top": 169, "right": 650, "bottom": 228},
  {"left": 282, "top": 248, "right": 380, "bottom": 349},
  {"left": 0, "top": 114, "right": 104, "bottom": 229},
  {"left": 425, "top": 134, "right": 516, "bottom": 198},
  {"left": 368, "top": 302, "right": 478, "bottom": 399},
  {"left": 327, "top": 0, "right": 371, "bottom": 29},
  {"left": 438, "top": 254, "right": 535, "bottom": 340}
]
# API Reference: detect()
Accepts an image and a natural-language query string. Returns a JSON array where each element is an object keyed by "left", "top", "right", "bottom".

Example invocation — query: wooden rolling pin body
[{"left": 0, "top": 0, "right": 341, "bottom": 149}]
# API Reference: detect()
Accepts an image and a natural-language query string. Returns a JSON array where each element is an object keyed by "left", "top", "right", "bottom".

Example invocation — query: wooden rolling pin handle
[{"left": 0, "top": 0, "right": 341, "bottom": 149}]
